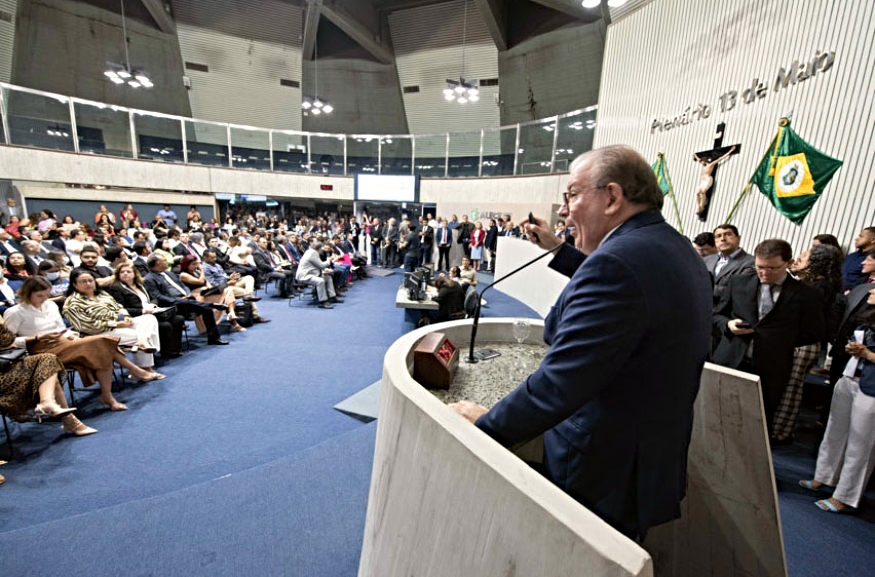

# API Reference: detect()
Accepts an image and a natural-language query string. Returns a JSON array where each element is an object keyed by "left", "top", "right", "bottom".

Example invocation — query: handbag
[
  {"left": 152, "top": 305, "right": 178, "bottom": 322},
  {"left": 200, "top": 285, "right": 222, "bottom": 297},
  {"left": 0, "top": 347, "right": 27, "bottom": 373}
]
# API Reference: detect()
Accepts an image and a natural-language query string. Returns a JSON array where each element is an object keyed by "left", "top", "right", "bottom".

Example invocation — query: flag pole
[
  {"left": 659, "top": 153, "right": 684, "bottom": 235},
  {"left": 724, "top": 183, "right": 751, "bottom": 224}
]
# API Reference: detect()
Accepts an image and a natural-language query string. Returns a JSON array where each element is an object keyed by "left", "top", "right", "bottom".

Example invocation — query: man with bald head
[{"left": 452, "top": 145, "right": 712, "bottom": 540}]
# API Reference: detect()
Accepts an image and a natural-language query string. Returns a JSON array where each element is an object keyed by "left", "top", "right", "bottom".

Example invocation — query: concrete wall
[{"left": 12, "top": 0, "right": 191, "bottom": 118}]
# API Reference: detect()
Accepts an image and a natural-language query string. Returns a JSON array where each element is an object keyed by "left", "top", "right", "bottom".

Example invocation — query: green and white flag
[
  {"left": 651, "top": 153, "right": 683, "bottom": 234},
  {"left": 748, "top": 118, "right": 843, "bottom": 224}
]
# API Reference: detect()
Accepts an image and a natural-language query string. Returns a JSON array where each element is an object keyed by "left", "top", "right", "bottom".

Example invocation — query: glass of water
[{"left": 512, "top": 318, "right": 531, "bottom": 369}]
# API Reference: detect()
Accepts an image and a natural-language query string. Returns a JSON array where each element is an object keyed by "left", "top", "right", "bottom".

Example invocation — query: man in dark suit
[
  {"left": 143, "top": 255, "right": 229, "bottom": 345},
  {"left": 457, "top": 214, "right": 473, "bottom": 259},
  {"left": 253, "top": 237, "right": 294, "bottom": 297},
  {"left": 702, "top": 224, "right": 755, "bottom": 303},
  {"left": 131, "top": 241, "right": 152, "bottom": 278},
  {"left": 452, "top": 146, "right": 713, "bottom": 540},
  {"left": 712, "top": 239, "right": 825, "bottom": 427},
  {"left": 436, "top": 220, "right": 453, "bottom": 272}
]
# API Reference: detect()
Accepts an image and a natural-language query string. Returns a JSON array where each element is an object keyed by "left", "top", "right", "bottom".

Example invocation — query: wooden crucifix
[{"left": 693, "top": 122, "right": 741, "bottom": 221}]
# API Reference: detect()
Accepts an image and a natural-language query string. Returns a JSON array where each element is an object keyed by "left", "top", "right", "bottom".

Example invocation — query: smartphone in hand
[
  {"left": 527, "top": 212, "right": 540, "bottom": 242},
  {"left": 736, "top": 320, "right": 752, "bottom": 329}
]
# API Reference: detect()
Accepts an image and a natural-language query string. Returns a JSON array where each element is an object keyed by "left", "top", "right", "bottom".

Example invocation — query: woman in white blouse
[{"left": 4, "top": 277, "right": 164, "bottom": 411}]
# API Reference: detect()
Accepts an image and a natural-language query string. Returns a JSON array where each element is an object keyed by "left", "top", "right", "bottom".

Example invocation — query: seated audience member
[
  {"left": 153, "top": 238, "right": 182, "bottom": 270},
  {"left": 37, "top": 209, "right": 56, "bottom": 233},
  {"left": 201, "top": 250, "right": 268, "bottom": 323},
  {"left": 295, "top": 241, "right": 341, "bottom": 309},
  {"left": 173, "top": 232, "right": 200, "bottom": 261},
  {"left": 178, "top": 255, "right": 246, "bottom": 333},
  {"left": 253, "top": 237, "right": 294, "bottom": 298},
  {"left": 4, "top": 277, "right": 162, "bottom": 411},
  {"left": 5, "top": 215, "right": 22, "bottom": 238},
  {"left": 322, "top": 240, "right": 351, "bottom": 290},
  {"left": 712, "top": 239, "right": 825, "bottom": 430},
  {"left": 104, "top": 246, "right": 128, "bottom": 270},
  {"left": 0, "top": 319, "right": 95, "bottom": 435},
  {"left": 431, "top": 275, "right": 467, "bottom": 322},
  {"left": 73, "top": 246, "right": 114, "bottom": 288},
  {"left": 4, "top": 252, "right": 35, "bottom": 290},
  {"left": 131, "top": 241, "right": 152, "bottom": 277},
  {"left": 703, "top": 224, "right": 755, "bottom": 303},
  {"left": 458, "top": 257, "right": 478, "bottom": 287},
  {"left": 0, "top": 275, "right": 17, "bottom": 313},
  {"left": 36, "top": 260, "right": 68, "bottom": 304},
  {"left": 20, "top": 239, "right": 47, "bottom": 270},
  {"left": 841, "top": 227, "right": 875, "bottom": 291},
  {"left": 799, "top": 287, "right": 875, "bottom": 514},
  {"left": 693, "top": 232, "right": 718, "bottom": 257},
  {"left": 143, "top": 255, "right": 229, "bottom": 345},
  {"left": 188, "top": 232, "right": 208, "bottom": 258},
  {"left": 46, "top": 250, "right": 71, "bottom": 276},
  {"left": 63, "top": 270, "right": 163, "bottom": 372},
  {"left": 65, "top": 228, "right": 87, "bottom": 267},
  {"left": 109, "top": 263, "right": 186, "bottom": 358},
  {"left": 771, "top": 244, "right": 844, "bottom": 444},
  {"left": 226, "top": 236, "right": 258, "bottom": 277},
  {"left": 119, "top": 203, "right": 139, "bottom": 229},
  {"left": 0, "top": 229, "right": 19, "bottom": 257}
]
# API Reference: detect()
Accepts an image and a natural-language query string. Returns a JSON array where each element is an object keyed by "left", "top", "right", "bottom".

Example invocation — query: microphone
[{"left": 465, "top": 241, "right": 565, "bottom": 363}]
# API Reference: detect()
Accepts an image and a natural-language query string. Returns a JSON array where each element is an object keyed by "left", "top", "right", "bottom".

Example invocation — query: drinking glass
[{"left": 512, "top": 318, "right": 531, "bottom": 369}]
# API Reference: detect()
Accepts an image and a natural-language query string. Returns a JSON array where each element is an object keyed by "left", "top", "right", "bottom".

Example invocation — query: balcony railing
[{"left": 0, "top": 82, "right": 596, "bottom": 178}]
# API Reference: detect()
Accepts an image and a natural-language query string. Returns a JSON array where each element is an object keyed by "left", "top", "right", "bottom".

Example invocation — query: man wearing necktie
[
  {"left": 436, "top": 220, "right": 452, "bottom": 272},
  {"left": 712, "top": 239, "right": 824, "bottom": 430},
  {"left": 143, "top": 255, "right": 229, "bottom": 345}
]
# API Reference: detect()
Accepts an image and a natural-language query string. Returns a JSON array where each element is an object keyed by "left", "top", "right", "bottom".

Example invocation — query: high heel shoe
[
  {"left": 34, "top": 403, "right": 77, "bottom": 423},
  {"left": 230, "top": 324, "right": 247, "bottom": 332},
  {"left": 99, "top": 399, "right": 128, "bottom": 411},
  {"left": 137, "top": 372, "right": 166, "bottom": 383},
  {"left": 61, "top": 414, "right": 98, "bottom": 436},
  {"left": 129, "top": 344, "right": 158, "bottom": 355}
]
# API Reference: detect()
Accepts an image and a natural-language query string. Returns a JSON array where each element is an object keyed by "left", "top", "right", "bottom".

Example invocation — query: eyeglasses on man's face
[{"left": 562, "top": 185, "right": 606, "bottom": 207}]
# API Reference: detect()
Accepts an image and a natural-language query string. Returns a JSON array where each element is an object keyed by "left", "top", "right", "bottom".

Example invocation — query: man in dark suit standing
[
  {"left": 702, "top": 224, "right": 755, "bottom": 303},
  {"left": 712, "top": 239, "right": 824, "bottom": 428},
  {"left": 452, "top": 146, "right": 713, "bottom": 540}
]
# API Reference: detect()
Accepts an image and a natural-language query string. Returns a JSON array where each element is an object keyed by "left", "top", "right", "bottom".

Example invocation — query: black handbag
[
  {"left": 0, "top": 348, "right": 27, "bottom": 373},
  {"left": 152, "top": 306, "right": 178, "bottom": 322}
]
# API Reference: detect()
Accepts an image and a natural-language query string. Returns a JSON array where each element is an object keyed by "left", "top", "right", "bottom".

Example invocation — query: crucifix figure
[{"left": 692, "top": 122, "right": 741, "bottom": 221}]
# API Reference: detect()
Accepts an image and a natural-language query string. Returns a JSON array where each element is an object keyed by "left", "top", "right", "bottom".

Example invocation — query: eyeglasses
[{"left": 563, "top": 185, "right": 606, "bottom": 207}]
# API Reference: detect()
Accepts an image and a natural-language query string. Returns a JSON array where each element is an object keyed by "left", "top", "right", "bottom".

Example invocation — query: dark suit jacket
[
  {"left": 143, "top": 271, "right": 192, "bottom": 306},
  {"left": 829, "top": 282, "right": 873, "bottom": 386},
  {"left": 476, "top": 211, "right": 713, "bottom": 538},
  {"left": 703, "top": 249, "right": 755, "bottom": 303},
  {"left": 132, "top": 256, "right": 150, "bottom": 279},
  {"left": 712, "top": 271, "right": 824, "bottom": 416},
  {"left": 108, "top": 282, "right": 153, "bottom": 316}
]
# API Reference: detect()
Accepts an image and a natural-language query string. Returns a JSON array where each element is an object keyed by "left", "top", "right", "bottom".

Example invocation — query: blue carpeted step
[{"left": 0, "top": 422, "right": 377, "bottom": 577}]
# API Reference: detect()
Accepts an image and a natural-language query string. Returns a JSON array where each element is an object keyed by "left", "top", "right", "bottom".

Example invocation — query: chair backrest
[{"left": 464, "top": 285, "right": 479, "bottom": 318}]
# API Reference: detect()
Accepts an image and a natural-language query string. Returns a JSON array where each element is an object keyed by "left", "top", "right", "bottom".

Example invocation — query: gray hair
[
  {"left": 570, "top": 145, "right": 664, "bottom": 211},
  {"left": 190, "top": 232, "right": 204, "bottom": 243}
]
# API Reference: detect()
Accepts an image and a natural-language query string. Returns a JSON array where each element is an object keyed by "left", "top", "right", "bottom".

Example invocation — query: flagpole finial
[{"left": 778, "top": 117, "right": 790, "bottom": 127}]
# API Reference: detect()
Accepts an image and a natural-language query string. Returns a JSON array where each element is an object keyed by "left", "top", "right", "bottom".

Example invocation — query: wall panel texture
[
  {"left": 595, "top": 0, "right": 874, "bottom": 253},
  {"left": 174, "top": 0, "right": 303, "bottom": 135},
  {"left": 389, "top": 0, "right": 500, "bottom": 153},
  {"left": 0, "top": 0, "right": 16, "bottom": 83}
]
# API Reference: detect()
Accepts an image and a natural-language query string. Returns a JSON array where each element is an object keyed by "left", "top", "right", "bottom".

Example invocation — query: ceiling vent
[
  {"left": 280, "top": 78, "right": 300, "bottom": 88},
  {"left": 403, "top": 86, "right": 420, "bottom": 94},
  {"left": 184, "top": 62, "right": 209, "bottom": 73}
]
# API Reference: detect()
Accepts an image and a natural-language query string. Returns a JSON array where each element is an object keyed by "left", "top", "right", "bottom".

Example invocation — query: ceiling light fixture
[
  {"left": 581, "top": 0, "right": 600, "bottom": 7},
  {"left": 104, "top": 0, "right": 153, "bottom": 89},
  {"left": 444, "top": 0, "right": 480, "bottom": 104},
  {"left": 302, "top": 34, "right": 333, "bottom": 115}
]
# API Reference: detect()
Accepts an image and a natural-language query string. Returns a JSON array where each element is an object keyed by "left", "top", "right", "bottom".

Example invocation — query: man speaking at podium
[{"left": 452, "top": 146, "right": 712, "bottom": 540}]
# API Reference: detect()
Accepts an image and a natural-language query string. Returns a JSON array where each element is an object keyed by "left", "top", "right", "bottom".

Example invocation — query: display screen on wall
[{"left": 354, "top": 174, "right": 420, "bottom": 202}]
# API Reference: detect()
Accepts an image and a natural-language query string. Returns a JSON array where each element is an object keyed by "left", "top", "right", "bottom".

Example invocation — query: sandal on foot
[
  {"left": 798, "top": 480, "right": 828, "bottom": 492},
  {"left": 815, "top": 499, "right": 855, "bottom": 514}
]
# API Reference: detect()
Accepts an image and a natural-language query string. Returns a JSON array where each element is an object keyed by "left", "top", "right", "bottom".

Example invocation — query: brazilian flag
[
  {"left": 651, "top": 154, "right": 672, "bottom": 196},
  {"left": 749, "top": 118, "right": 843, "bottom": 224}
]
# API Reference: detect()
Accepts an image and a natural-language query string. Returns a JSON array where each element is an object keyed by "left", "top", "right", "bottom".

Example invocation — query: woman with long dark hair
[{"left": 800, "top": 287, "right": 875, "bottom": 513}]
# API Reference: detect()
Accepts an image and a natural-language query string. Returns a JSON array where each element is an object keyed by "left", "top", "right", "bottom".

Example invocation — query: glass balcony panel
[
  {"left": 231, "top": 126, "right": 271, "bottom": 171},
  {"left": 271, "top": 131, "right": 308, "bottom": 174},
  {"left": 73, "top": 101, "right": 133, "bottom": 157},
  {"left": 447, "top": 131, "right": 481, "bottom": 177},
  {"left": 346, "top": 135, "right": 378, "bottom": 175},
  {"left": 412, "top": 134, "right": 447, "bottom": 177},
  {"left": 184, "top": 120, "right": 229, "bottom": 167},
  {"left": 380, "top": 136, "right": 412, "bottom": 175},
  {"left": 134, "top": 112, "right": 184, "bottom": 163},
  {"left": 481, "top": 127, "right": 516, "bottom": 177},
  {"left": 554, "top": 109, "right": 597, "bottom": 173},
  {"left": 310, "top": 134, "right": 345, "bottom": 175},
  {"left": 517, "top": 118, "right": 556, "bottom": 175},
  {"left": 4, "top": 86, "right": 74, "bottom": 151}
]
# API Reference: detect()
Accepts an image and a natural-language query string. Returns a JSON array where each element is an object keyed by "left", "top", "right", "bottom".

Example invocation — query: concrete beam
[
  {"left": 302, "top": 2, "right": 322, "bottom": 60},
  {"left": 474, "top": 0, "right": 508, "bottom": 51},
  {"left": 529, "top": 0, "right": 587, "bottom": 20},
  {"left": 320, "top": 3, "right": 395, "bottom": 64},
  {"left": 138, "top": 0, "right": 175, "bottom": 34}
]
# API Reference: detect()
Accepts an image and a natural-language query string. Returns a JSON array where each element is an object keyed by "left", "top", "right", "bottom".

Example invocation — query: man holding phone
[{"left": 712, "top": 239, "right": 824, "bottom": 429}]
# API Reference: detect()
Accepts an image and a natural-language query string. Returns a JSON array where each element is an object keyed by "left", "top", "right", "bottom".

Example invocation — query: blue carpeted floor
[
  {"left": 1, "top": 273, "right": 872, "bottom": 576},
  {"left": 0, "top": 273, "right": 538, "bottom": 575}
]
